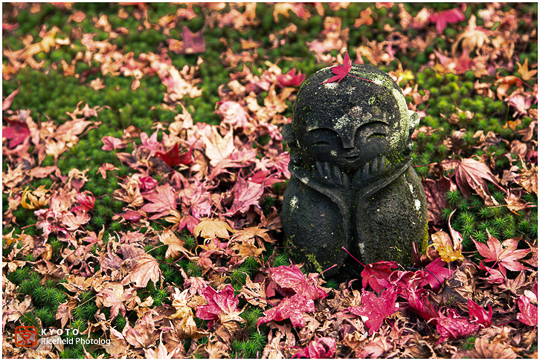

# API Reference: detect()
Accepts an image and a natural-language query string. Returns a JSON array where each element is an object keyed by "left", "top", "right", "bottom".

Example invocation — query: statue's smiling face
[{"left": 296, "top": 84, "right": 402, "bottom": 172}]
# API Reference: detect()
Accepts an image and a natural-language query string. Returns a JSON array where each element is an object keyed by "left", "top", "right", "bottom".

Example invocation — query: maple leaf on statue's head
[{"left": 320, "top": 51, "right": 374, "bottom": 85}]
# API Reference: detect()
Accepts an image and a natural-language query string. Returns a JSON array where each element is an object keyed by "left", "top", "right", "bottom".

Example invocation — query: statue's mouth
[{"left": 343, "top": 152, "right": 360, "bottom": 160}]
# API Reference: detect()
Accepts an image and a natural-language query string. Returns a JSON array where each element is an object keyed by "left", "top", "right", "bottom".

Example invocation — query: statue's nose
[{"left": 340, "top": 133, "right": 356, "bottom": 149}]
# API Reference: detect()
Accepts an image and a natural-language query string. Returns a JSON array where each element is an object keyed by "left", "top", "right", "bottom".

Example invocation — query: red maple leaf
[
  {"left": 468, "top": 299, "right": 492, "bottom": 328},
  {"left": 473, "top": 232, "right": 529, "bottom": 274},
  {"left": 321, "top": 51, "right": 374, "bottom": 84},
  {"left": 517, "top": 294, "right": 538, "bottom": 327},
  {"left": 451, "top": 158, "right": 505, "bottom": 204},
  {"left": 293, "top": 337, "right": 336, "bottom": 359},
  {"left": 436, "top": 308, "right": 479, "bottom": 344},
  {"left": 256, "top": 294, "right": 315, "bottom": 328},
  {"left": 3, "top": 118, "right": 30, "bottom": 148},
  {"left": 406, "top": 287, "right": 438, "bottom": 322},
  {"left": 156, "top": 143, "right": 194, "bottom": 168},
  {"left": 429, "top": 6, "right": 466, "bottom": 34},
  {"left": 225, "top": 176, "right": 264, "bottom": 216},
  {"left": 277, "top": 69, "right": 306, "bottom": 87},
  {"left": 140, "top": 184, "right": 177, "bottom": 219},
  {"left": 424, "top": 257, "right": 453, "bottom": 292},
  {"left": 422, "top": 177, "right": 456, "bottom": 224},
  {"left": 269, "top": 263, "right": 327, "bottom": 301},
  {"left": 347, "top": 287, "right": 399, "bottom": 335},
  {"left": 196, "top": 285, "right": 242, "bottom": 328},
  {"left": 361, "top": 260, "right": 399, "bottom": 292}
]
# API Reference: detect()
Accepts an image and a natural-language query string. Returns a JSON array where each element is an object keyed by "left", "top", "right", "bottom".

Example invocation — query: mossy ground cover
[{"left": 2, "top": 2, "right": 537, "bottom": 358}]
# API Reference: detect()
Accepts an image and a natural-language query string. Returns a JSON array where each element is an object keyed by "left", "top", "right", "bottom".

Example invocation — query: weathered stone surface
[{"left": 282, "top": 64, "right": 428, "bottom": 277}]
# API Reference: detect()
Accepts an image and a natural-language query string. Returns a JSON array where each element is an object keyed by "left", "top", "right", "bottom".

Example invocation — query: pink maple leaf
[
  {"left": 256, "top": 294, "right": 315, "bottom": 328},
  {"left": 436, "top": 308, "right": 479, "bottom": 344},
  {"left": 140, "top": 130, "right": 161, "bottom": 155},
  {"left": 140, "top": 184, "right": 177, "bottom": 219},
  {"left": 361, "top": 260, "right": 399, "bottom": 292},
  {"left": 473, "top": 233, "right": 529, "bottom": 274},
  {"left": 117, "top": 209, "right": 144, "bottom": 222},
  {"left": 468, "top": 299, "right": 492, "bottom": 328},
  {"left": 138, "top": 176, "right": 158, "bottom": 192},
  {"left": 225, "top": 176, "right": 264, "bottom": 216},
  {"left": 277, "top": 69, "right": 306, "bottom": 87},
  {"left": 507, "top": 94, "right": 532, "bottom": 117},
  {"left": 269, "top": 263, "right": 327, "bottom": 301},
  {"left": 293, "top": 337, "right": 336, "bottom": 359},
  {"left": 425, "top": 257, "right": 453, "bottom": 292},
  {"left": 517, "top": 294, "right": 538, "bottom": 327},
  {"left": 196, "top": 285, "right": 241, "bottom": 328},
  {"left": 347, "top": 287, "right": 399, "bottom": 335},
  {"left": 101, "top": 136, "right": 126, "bottom": 151},
  {"left": 181, "top": 26, "right": 206, "bottom": 54},
  {"left": 321, "top": 51, "right": 374, "bottom": 85},
  {"left": 97, "top": 163, "right": 118, "bottom": 179},
  {"left": 215, "top": 101, "right": 251, "bottom": 129},
  {"left": 75, "top": 191, "right": 95, "bottom": 212},
  {"left": 179, "top": 215, "right": 199, "bottom": 234},
  {"left": 430, "top": 6, "right": 466, "bottom": 34}
]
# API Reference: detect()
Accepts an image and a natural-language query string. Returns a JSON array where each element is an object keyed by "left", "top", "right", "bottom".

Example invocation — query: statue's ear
[
  {"left": 282, "top": 123, "right": 295, "bottom": 146},
  {"left": 408, "top": 110, "right": 420, "bottom": 131}
]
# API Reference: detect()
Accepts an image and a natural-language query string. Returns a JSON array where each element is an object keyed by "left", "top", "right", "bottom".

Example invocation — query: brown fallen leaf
[
  {"left": 471, "top": 338, "right": 518, "bottom": 358},
  {"left": 452, "top": 157, "right": 505, "bottom": 205},
  {"left": 121, "top": 254, "right": 162, "bottom": 288},
  {"left": 193, "top": 218, "right": 234, "bottom": 239},
  {"left": 517, "top": 58, "right": 538, "bottom": 81},
  {"left": 159, "top": 228, "right": 193, "bottom": 260}
]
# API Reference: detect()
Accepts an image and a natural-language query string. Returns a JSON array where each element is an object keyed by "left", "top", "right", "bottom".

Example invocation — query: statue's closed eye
[
  {"left": 356, "top": 121, "right": 388, "bottom": 139},
  {"left": 307, "top": 129, "right": 340, "bottom": 147}
]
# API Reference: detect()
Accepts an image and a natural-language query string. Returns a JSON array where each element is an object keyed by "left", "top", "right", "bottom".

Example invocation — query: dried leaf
[
  {"left": 193, "top": 218, "right": 233, "bottom": 239},
  {"left": 122, "top": 254, "right": 162, "bottom": 288}
]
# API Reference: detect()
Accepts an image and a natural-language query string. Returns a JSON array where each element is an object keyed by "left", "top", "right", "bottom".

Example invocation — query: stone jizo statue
[{"left": 282, "top": 63, "right": 428, "bottom": 277}]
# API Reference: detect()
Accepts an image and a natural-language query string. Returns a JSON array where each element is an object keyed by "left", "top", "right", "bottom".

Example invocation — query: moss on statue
[{"left": 282, "top": 63, "right": 429, "bottom": 277}]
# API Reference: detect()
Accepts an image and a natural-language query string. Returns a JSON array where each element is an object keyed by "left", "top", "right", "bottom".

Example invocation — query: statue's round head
[{"left": 284, "top": 64, "right": 418, "bottom": 172}]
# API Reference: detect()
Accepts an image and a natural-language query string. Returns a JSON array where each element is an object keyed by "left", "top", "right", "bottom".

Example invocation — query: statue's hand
[{"left": 315, "top": 161, "right": 351, "bottom": 189}]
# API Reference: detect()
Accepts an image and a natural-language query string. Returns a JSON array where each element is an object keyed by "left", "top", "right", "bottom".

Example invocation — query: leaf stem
[{"left": 342, "top": 246, "right": 365, "bottom": 268}]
